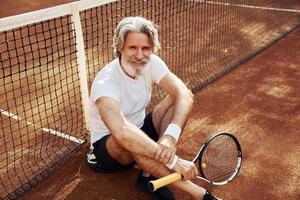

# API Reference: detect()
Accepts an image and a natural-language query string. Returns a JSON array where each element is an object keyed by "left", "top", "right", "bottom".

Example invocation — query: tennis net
[{"left": 0, "top": 0, "right": 299, "bottom": 199}]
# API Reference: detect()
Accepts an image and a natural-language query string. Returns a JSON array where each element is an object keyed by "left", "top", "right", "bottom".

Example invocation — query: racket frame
[
  {"left": 148, "top": 132, "right": 242, "bottom": 191},
  {"left": 194, "top": 132, "right": 242, "bottom": 185}
]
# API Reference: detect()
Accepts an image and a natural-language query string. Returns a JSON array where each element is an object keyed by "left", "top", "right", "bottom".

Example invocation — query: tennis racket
[{"left": 149, "top": 132, "right": 242, "bottom": 191}]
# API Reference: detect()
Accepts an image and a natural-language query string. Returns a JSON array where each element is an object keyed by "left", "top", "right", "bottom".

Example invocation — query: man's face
[{"left": 120, "top": 32, "right": 152, "bottom": 77}]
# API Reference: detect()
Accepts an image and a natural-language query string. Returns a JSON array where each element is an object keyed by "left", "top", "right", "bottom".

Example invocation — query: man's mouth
[
  {"left": 127, "top": 58, "right": 149, "bottom": 66},
  {"left": 132, "top": 61, "right": 145, "bottom": 66}
]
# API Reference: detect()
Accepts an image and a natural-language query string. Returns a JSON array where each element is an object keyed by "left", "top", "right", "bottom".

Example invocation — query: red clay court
[{"left": 0, "top": 1, "right": 299, "bottom": 200}]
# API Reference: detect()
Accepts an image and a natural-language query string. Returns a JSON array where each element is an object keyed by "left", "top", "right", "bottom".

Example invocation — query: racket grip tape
[{"left": 148, "top": 172, "right": 182, "bottom": 191}]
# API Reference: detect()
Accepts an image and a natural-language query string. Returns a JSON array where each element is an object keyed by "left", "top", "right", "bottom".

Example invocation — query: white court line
[
  {"left": 0, "top": 109, "right": 84, "bottom": 144},
  {"left": 192, "top": 0, "right": 300, "bottom": 13},
  {"left": 42, "top": 128, "right": 84, "bottom": 144},
  {"left": 0, "top": 109, "right": 20, "bottom": 121}
]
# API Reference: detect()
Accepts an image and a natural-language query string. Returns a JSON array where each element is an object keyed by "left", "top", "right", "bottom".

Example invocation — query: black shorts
[{"left": 92, "top": 112, "right": 159, "bottom": 172}]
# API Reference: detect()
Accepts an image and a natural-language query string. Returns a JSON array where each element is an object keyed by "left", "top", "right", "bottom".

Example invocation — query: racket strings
[{"left": 201, "top": 135, "right": 239, "bottom": 182}]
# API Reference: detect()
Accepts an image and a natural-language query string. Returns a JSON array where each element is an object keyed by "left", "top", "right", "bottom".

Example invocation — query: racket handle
[{"left": 148, "top": 172, "right": 182, "bottom": 191}]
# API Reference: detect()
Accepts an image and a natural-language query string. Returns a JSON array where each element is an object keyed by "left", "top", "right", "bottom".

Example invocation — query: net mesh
[
  {"left": 0, "top": 15, "right": 87, "bottom": 199},
  {"left": 0, "top": 0, "right": 299, "bottom": 199},
  {"left": 82, "top": 0, "right": 300, "bottom": 102}
]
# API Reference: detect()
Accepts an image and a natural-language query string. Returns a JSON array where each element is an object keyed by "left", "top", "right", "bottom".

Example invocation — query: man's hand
[
  {"left": 154, "top": 135, "right": 177, "bottom": 165},
  {"left": 173, "top": 158, "right": 198, "bottom": 181}
]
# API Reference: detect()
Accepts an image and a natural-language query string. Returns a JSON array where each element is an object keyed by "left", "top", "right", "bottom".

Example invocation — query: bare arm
[
  {"left": 153, "top": 72, "right": 194, "bottom": 165},
  {"left": 96, "top": 97, "right": 158, "bottom": 158},
  {"left": 156, "top": 72, "right": 194, "bottom": 136},
  {"left": 159, "top": 72, "right": 194, "bottom": 129}
]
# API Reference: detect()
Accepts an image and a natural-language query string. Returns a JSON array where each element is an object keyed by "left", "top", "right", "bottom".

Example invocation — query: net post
[{"left": 71, "top": 3, "right": 90, "bottom": 131}]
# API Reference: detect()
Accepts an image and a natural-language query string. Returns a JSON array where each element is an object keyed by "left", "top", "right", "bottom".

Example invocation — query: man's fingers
[
  {"left": 154, "top": 146, "right": 162, "bottom": 161},
  {"left": 158, "top": 148, "right": 166, "bottom": 163},
  {"left": 158, "top": 147, "right": 172, "bottom": 165},
  {"left": 154, "top": 144, "right": 176, "bottom": 165},
  {"left": 182, "top": 163, "right": 198, "bottom": 181},
  {"left": 183, "top": 171, "right": 192, "bottom": 181},
  {"left": 154, "top": 145, "right": 169, "bottom": 164},
  {"left": 165, "top": 150, "right": 174, "bottom": 165}
]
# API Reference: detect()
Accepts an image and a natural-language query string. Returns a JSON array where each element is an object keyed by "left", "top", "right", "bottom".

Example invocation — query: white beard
[{"left": 123, "top": 58, "right": 150, "bottom": 78}]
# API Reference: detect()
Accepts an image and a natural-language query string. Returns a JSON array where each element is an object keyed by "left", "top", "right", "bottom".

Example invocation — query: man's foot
[
  {"left": 85, "top": 151, "right": 112, "bottom": 173},
  {"left": 202, "top": 191, "right": 221, "bottom": 200},
  {"left": 136, "top": 170, "right": 176, "bottom": 200}
]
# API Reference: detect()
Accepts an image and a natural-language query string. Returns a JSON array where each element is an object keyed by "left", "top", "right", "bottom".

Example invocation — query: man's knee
[
  {"left": 152, "top": 96, "right": 175, "bottom": 133},
  {"left": 106, "top": 136, "right": 134, "bottom": 165},
  {"left": 132, "top": 153, "right": 158, "bottom": 174}
]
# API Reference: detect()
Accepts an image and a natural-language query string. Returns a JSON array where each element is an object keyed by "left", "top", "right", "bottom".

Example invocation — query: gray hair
[{"left": 112, "top": 16, "right": 161, "bottom": 58}]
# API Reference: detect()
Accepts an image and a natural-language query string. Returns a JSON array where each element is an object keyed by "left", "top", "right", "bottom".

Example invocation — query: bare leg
[
  {"left": 106, "top": 135, "right": 134, "bottom": 165},
  {"left": 106, "top": 135, "right": 206, "bottom": 199},
  {"left": 133, "top": 153, "right": 207, "bottom": 200},
  {"left": 152, "top": 95, "right": 175, "bottom": 135}
]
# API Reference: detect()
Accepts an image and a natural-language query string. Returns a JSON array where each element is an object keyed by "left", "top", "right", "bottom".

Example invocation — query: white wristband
[
  {"left": 164, "top": 123, "right": 181, "bottom": 142},
  {"left": 166, "top": 155, "right": 178, "bottom": 169}
]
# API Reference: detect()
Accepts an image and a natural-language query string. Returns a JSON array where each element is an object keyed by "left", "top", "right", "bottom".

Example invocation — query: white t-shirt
[{"left": 89, "top": 54, "right": 170, "bottom": 144}]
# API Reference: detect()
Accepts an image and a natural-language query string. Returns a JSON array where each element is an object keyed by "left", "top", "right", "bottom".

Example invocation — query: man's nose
[{"left": 135, "top": 49, "right": 144, "bottom": 59}]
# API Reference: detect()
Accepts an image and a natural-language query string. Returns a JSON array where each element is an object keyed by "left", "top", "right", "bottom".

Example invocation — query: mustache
[{"left": 127, "top": 57, "right": 149, "bottom": 64}]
